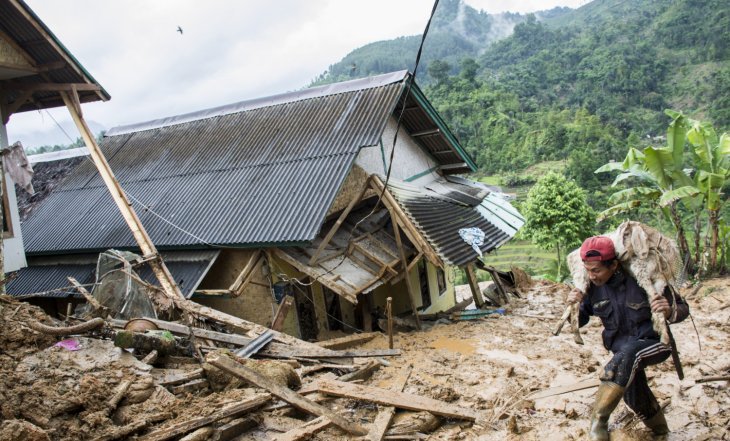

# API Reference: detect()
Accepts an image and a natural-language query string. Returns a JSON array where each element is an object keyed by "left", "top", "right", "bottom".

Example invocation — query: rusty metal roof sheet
[
  {"left": 387, "top": 177, "right": 524, "bottom": 267},
  {"left": 21, "top": 71, "right": 476, "bottom": 255}
]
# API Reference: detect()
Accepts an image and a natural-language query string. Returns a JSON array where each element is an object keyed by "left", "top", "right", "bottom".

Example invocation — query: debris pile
[{"left": 0, "top": 270, "right": 727, "bottom": 440}]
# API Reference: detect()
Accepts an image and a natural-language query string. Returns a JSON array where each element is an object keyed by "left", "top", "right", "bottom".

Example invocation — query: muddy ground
[{"left": 0, "top": 276, "right": 727, "bottom": 440}]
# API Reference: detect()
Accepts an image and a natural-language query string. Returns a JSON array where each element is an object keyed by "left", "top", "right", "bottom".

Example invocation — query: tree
[
  {"left": 428, "top": 60, "right": 451, "bottom": 85},
  {"left": 521, "top": 172, "right": 596, "bottom": 279}
]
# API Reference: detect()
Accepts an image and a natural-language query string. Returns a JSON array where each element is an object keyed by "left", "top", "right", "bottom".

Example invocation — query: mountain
[
  {"left": 310, "top": 0, "right": 570, "bottom": 87},
  {"left": 307, "top": 0, "right": 730, "bottom": 201}
]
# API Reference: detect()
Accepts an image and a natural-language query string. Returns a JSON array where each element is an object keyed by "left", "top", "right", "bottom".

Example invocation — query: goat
[{"left": 567, "top": 221, "right": 679, "bottom": 345}]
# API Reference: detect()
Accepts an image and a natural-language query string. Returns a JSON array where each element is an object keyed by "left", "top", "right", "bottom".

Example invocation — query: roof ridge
[{"left": 106, "top": 70, "right": 409, "bottom": 137}]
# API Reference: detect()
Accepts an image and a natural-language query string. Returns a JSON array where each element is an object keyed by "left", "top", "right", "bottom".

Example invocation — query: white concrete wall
[
  {"left": 1, "top": 124, "right": 27, "bottom": 273},
  {"left": 355, "top": 117, "right": 441, "bottom": 185}
]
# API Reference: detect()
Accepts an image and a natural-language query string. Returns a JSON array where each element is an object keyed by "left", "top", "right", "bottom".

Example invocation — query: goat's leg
[{"left": 645, "top": 286, "right": 670, "bottom": 345}]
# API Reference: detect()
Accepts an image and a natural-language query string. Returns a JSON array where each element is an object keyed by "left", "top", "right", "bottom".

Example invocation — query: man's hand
[
  {"left": 651, "top": 296, "right": 671, "bottom": 319},
  {"left": 567, "top": 288, "right": 584, "bottom": 304}
]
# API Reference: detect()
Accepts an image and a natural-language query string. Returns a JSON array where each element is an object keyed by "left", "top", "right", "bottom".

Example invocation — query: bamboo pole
[
  {"left": 60, "top": 90, "right": 184, "bottom": 301},
  {"left": 386, "top": 297, "right": 393, "bottom": 349}
]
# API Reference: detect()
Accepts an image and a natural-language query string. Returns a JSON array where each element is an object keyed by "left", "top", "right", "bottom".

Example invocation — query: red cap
[{"left": 580, "top": 236, "right": 615, "bottom": 261}]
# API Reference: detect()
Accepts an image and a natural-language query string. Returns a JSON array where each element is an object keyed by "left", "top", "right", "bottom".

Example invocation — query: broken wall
[{"left": 194, "top": 249, "right": 283, "bottom": 332}]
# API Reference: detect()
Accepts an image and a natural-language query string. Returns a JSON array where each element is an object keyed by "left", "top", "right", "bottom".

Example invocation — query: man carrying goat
[{"left": 567, "top": 235, "right": 689, "bottom": 440}]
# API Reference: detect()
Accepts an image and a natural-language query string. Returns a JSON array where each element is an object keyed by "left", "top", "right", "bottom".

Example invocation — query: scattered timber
[
  {"left": 274, "top": 416, "right": 331, "bottom": 441},
  {"left": 207, "top": 354, "right": 368, "bottom": 436},
  {"left": 695, "top": 375, "right": 730, "bottom": 383},
  {"left": 136, "top": 393, "right": 271, "bottom": 441},
  {"left": 315, "top": 379, "right": 479, "bottom": 421},
  {"left": 367, "top": 365, "right": 413, "bottom": 441}
]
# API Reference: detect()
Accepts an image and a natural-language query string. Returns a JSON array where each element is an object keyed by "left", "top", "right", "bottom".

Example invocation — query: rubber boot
[
  {"left": 589, "top": 382, "right": 625, "bottom": 441},
  {"left": 643, "top": 409, "right": 669, "bottom": 435}
]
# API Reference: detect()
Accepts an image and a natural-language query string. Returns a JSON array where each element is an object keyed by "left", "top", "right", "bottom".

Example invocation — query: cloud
[{"left": 8, "top": 0, "right": 585, "bottom": 148}]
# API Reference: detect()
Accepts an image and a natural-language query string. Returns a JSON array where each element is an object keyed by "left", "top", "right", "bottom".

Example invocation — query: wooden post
[
  {"left": 392, "top": 220, "right": 421, "bottom": 331},
  {"left": 386, "top": 297, "right": 393, "bottom": 349},
  {"left": 271, "top": 295, "right": 294, "bottom": 331},
  {"left": 60, "top": 90, "right": 184, "bottom": 301},
  {"left": 463, "top": 263, "right": 485, "bottom": 309},
  {"left": 309, "top": 176, "right": 372, "bottom": 266}
]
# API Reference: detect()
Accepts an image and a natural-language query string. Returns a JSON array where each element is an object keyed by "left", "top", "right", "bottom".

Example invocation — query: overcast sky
[{"left": 9, "top": 0, "right": 588, "bottom": 149}]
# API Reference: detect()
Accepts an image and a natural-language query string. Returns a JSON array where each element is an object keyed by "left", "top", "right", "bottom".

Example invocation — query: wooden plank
[
  {"left": 229, "top": 250, "right": 262, "bottom": 294},
  {"left": 463, "top": 263, "right": 485, "bottom": 309},
  {"left": 207, "top": 354, "right": 367, "bottom": 436},
  {"left": 274, "top": 416, "right": 331, "bottom": 441},
  {"left": 392, "top": 218, "right": 422, "bottom": 330},
  {"left": 137, "top": 393, "right": 271, "bottom": 441},
  {"left": 316, "top": 332, "right": 380, "bottom": 350},
  {"left": 271, "top": 295, "right": 294, "bottom": 331},
  {"left": 368, "top": 365, "right": 413, "bottom": 441},
  {"left": 153, "top": 368, "right": 204, "bottom": 386},
  {"left": 215, "top": 417, "right": 260, "bottom": 441},
  {"left": 170, "top": 378, "right": 209, "bottom": 395},
  {"left": 109, "top": 318, "right": 343, "bottom": 359},
  {"left": 263, "top": 347, "right": 400, "bottom": 359},
  {"left": 338, "top": 359, "right": 381, "bottom": 383},
  {"left": 67, "top": 276, "right": 105, "bottom": 313},
  {"left": 232, "top": 253, "right": 263, "bottom": 296},
  {"left": 315, "top": 379, "right": 479, "bottom": 421}
]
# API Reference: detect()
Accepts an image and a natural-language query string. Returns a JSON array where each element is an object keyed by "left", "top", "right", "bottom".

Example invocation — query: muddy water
[{"left": 430, "top": 337, "right": 476, "bottom": 354}]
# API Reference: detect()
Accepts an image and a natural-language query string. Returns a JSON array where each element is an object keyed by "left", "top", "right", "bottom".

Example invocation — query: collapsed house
[
  {"left": 9, "top": 70, "right": 523, "bottom": 339},
  {"left": 10, "top": 70, "right": 524, "bottom": 337}
]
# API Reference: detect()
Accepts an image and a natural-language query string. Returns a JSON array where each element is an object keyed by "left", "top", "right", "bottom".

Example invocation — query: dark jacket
[{"left": 578, "top": 268, "right": 689, "bottom": 352}]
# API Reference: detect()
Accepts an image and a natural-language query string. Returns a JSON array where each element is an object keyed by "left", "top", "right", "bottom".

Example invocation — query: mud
[{"left": 0, "top": 276, "right": 727, "bottom": 440}]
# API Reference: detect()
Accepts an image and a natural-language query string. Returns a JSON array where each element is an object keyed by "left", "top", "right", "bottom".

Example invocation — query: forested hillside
[{"left": 311, "top": 0, "right": 730, "bottom": 205}]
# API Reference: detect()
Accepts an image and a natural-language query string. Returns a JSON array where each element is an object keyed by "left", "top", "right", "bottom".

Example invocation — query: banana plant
[
  {"left": 595, "top": 116, "right": 696, "bottom": 268},
  {"left": 679, "top": 110, "right": 730, "bottom": 270}
]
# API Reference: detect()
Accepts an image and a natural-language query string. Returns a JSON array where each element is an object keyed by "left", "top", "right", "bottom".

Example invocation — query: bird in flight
[{"left": 177, "top": 26, "right": 183, "bottom": 35}]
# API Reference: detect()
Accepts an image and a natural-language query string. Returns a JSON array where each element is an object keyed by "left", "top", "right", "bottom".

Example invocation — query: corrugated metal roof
[
  {"left": 22, "top": 71, "right": 478, "bottom": 256},
  {"left": 22, "top": 74, "right": 406, "bottom": 254},
  {"left": 0, "top": 0, "right": 109, "bottom": 111},
  {"left": 388, "top": 178, "right": 524, "bottom": 267},
  {"left": 6, "top": 250, "right": 219, "bottom": 298}
]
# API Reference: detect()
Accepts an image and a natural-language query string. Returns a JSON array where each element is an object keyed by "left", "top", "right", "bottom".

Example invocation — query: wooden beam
[
  {"left": 271, "top": 295, "right": 294, "bottom": 331},
  {"left": 207, "top": 354, "right": 368, "bottom": 436},
  {"left": 2, "top": 90, "right": 33, "bottom": 123},
  {"left": 214, "top": 417, "right": 260, "bottom": 441},
  {"left": 337, "top": 359, "right": 381, "bottom": 383},
  {"left": 61, "top": 90, "right": 185, "bottom": 304},
  {"left": 136, "top": 393, "right": 271, "bottom": 441},
  {"left": 316, "top": 332, "right": 380, "bottom": 350},
  {"left": 309, "top": 176, "right": 372, "bottom": 265},
  {"left": 192, "top": 289, "right": 231, "bottom": 296},
  {"left": 316, "top": 379, "right": 479, "bottom": 421},
  {"left": 370, "top": 176, "right": 442, "bottom": 267},
  {"left": 392, "top": 218, "right": 422, "bottom": 330},
  {"left": 275, "top": 416, "right": 331, "bottom": 441},
  {"left": 2, "top": 82, "right": 101, "bottom": 92},
  {"left": 229, "top": 250, "right": 262, "bottom": 295},
  {"left": 529, "top": 379, "right": 601, "bottom": 400},
  {"left": 67, "top": 276, "right": 105, "bottom": 314},
  {"left": 463, "top": 263, "right": 485, "bottom": 309},
  {"left": 367, "top": 365, "right": 412, "bottom": 441}
]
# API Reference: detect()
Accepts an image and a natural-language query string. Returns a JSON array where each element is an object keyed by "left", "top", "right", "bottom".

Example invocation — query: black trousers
[{"left": 600, "top": 339, "right": 671, "bottom": 419}]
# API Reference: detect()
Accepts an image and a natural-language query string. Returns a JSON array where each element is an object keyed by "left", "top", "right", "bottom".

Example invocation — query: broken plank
[
  {"left": 316, "top": 379, "right": 479, "bottom": 421},
  {"left": 170, "top": 378, "right": 209, "bottom": 395},
  {"left": 215, "top": 416, "right": 261, "bottom": 441},
  {"left": 316, "top": 332, "right": 380, "bottom": 350},
  {"left": 338, "top": 359, "right": 381, "bottom": 383},
  {"left": 263, "top": 347, "right": 400, "bottom": 359},
  {"left": 271, "top": 295, "right": 294, "bottom": 332},
  {"left": 153, "top": 368, "right": 204, "bottom": 386},
  {"left": 137, "top": 394, "right": 271, "bottom": 441},
  {"left": 274, "top": 416, "right": 331, "bottom": 441},
  {"left": 367, "top": 365, "right": 412, "bottom": 441},
  {"left": 207, "top": 353, "right": 367, "bottom": 436}
]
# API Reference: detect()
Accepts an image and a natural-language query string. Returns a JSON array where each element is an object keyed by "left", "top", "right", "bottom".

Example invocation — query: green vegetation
[
  {"left": 520, "top": 172, "right": 596, "bottom": 279},
  {"left": 310, "top": 0, "right": 730, "bottom": 278}
]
